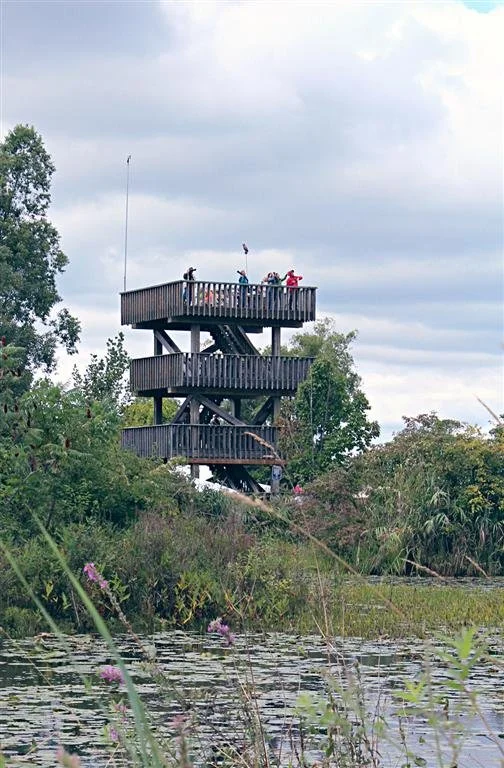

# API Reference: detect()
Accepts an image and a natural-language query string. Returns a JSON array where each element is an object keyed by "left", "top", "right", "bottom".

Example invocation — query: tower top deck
[{"left": 121, "top": 279, "right": 317, "bottom": 329}]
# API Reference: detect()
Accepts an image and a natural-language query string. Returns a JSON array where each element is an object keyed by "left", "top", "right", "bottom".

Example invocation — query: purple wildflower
[
  {"left": 99, "top": 665, "right": 124, "bottom": 684},
  {"left": 207, "top": 617, "right": 224, "bottom": 633},
  {"left": 109, "top": 726, "right": 120, "bottom": 743},
  {"left": 83, "top": 562, "right": 108, "bottom": 589},
  {"left": 207, "top": 616, "right": 235, "bottom": 646},
  {"left": 170, "top": 713, "right": 189, "bottom": 731}
]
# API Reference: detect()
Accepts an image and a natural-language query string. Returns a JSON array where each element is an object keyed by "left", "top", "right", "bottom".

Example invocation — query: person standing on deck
[
  {"left": 237, "top": 269, "right": 249, "bottom": 307},
  {"left": 286, "top": 269, "right": 303, "bottom": 310},
  {"left": 271, "top": 271, "right": 283, "bottom": 309},
  {"left": 262, "top": 271, "right": 277, "bottom": 310},
  {"left": 183, "top": 266, "right": 196, "bottom": 304}
]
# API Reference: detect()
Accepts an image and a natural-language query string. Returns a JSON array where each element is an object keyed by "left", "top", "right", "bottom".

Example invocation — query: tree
[
  {"left": 123, "top": 397, "right": 178, "bottom": 426},
  {"left": 71, "top": 333, "right": 180, "bottom": 422},
  {"left": 353, "top": 413, "right": 504, "bottom": 574},
  {"left": 0, "top": 125, "right": 80, "bottom": 383},
  {"left": 279, "top": 319, "right": 379, "bottom": 482},
  {"left": 72, "top": 333, "right": 131, "bottom": 409}
]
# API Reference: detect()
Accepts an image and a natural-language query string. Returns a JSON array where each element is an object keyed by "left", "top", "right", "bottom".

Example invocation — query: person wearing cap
[{"left": 183, "top": 266, "right": 196, "bottom": 304}]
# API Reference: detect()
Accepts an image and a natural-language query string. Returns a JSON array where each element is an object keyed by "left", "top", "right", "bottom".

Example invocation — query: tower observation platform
[{"left": 121, "top": 278, "right": 317, "bottom": 492}]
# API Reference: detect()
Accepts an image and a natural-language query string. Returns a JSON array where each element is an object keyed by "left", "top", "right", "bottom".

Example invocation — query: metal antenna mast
[{"left": 123, "top": 155, "right": 131, "bottom": 292}]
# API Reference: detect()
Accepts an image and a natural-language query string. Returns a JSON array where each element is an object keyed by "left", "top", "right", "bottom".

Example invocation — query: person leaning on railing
[
  {"left": 262, "top": 271, "right": 281, "bottom": 309},
  {"left": 182, "top": 266, "right": 196, "bottom": 304},
  {"left": 285, "top": 269, "right": 303, "bottom": 309}
]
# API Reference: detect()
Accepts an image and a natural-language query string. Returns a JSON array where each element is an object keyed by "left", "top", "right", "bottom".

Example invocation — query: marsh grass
[
  {"left": 1, "top": 497, "right": 504, "bottom": 767},
  {"left": 330, "top": 581, "right": 504, "bottom": 638}
]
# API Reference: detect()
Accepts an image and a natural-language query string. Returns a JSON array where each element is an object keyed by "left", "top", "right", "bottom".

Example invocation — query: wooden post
[
  {"left": 190, "top": 325, "right": 200, "bottom": 479},
  {"left": 271, "top": 326, "right": 281, "bottom": 421},
  {"left": 153, "top": 332, "right": 163, "bottom": 425},
  {"left": 271, "top": 464, "right": 282, "bottom": 496},
  {"left": 271, "top": 325, "right": 282, "bottom": 495}
]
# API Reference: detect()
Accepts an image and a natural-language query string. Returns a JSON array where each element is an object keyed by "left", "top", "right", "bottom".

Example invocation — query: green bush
[{"left": 2, "top": 606, "right": 44, "bottom": 638}]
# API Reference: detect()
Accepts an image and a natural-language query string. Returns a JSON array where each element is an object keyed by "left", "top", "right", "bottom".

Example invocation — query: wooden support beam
[
  {"left": 190, "top": 326, "right": 201, "bottom": 479},
  {"left": 271, "top": 326, "right": 281, "bottom": 356},
  {"left": 209, "top": 464, "right": 264, "bottom": 492},
  {"left": 154, "top": 397, "right": 163, "bottom": 425},
  {"left": 252, "top": 397, "right": 274, "bottom": 425},
  {"left": 235, "top": 326, "right": 260, "bottom": 355},
  {"left": 228, "top": 465, "right": 263, "bottom": 493},
  {"left": 172, "top": 397, "right": 191, "bottom": 424},
  {"left": 200, "top": 343, "right": 219, "bottom": 355},
  {"left": 154, "top": 329, "right": 181, "bottom": 354},
  {"left": 195, "top": 395, "right": 244, "bottom": 426},
  {"left": 153, "top": 331, "right": 163, "bottom": 424},
  {"left": 233, "top": 398, "right": 242, "bottom": 421},
  {"left": 271, "top": 326, "right": 281, "bottom": 422},
  {"left": 190, "top": 325, "right": 200, "bottom": 354},
  {"left": 270, "top": 464, "right": 283, "bottom": 495}
]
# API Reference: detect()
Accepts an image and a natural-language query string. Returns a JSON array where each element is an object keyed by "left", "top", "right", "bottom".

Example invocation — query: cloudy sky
[{"left": 1, "top": 0, "right": 502, "bottom": 437}]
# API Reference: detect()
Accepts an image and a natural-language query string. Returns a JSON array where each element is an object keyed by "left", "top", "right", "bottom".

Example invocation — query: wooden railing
[
  {"left": 130, "top": 353, "right": 313, "bottom": 394},
  {"left": 121, "top": 424, "right": 280, "bottom": 463},
  {"left": 121, "top": 280, "right": 317, "bottom": 325}
]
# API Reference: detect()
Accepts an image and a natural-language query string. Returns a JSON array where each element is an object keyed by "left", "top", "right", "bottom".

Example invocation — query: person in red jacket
[
  {"left": 285, "top": 269, "right": 303, "bottom": 288},
  {"left": 285, "top": 269, "right": 303, "bottom": 310}
]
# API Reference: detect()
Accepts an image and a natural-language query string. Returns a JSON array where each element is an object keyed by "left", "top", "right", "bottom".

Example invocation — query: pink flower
[
  {"left": 207, "top": 617, "right": 235, "bottom": 646},
  {"left": 170, "top": 714, "right": 189, "bottom": 731},
  {"left": 83, "top": 562, "right": 108, "bottom": 589},
  {"left": 207, "top": 617, "right": 224, "bottom": 633},
  {"left": 99, "top": 665, "right": 124, "bottom": 684}
]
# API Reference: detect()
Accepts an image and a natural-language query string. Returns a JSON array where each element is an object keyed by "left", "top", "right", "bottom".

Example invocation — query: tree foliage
[
  {"left": 352, "top": 413, "right": 504, "bottom": 574},
  {"left": 0, "top": 124, "right": 80, "bottom": 380},
  {"left": 72, "top": 332, "right": 131, "bottom": 409},
  {"left": 279, "top": 319, "right": 379, "bottom": 482},
  {"left": 123, "top": 397, "right": 178, "bottom": 427}
]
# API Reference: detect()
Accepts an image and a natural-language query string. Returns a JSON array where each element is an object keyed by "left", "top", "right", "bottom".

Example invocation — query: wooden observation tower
[{"left": 121, "top": 278, "right": 317, "bottom": 492}]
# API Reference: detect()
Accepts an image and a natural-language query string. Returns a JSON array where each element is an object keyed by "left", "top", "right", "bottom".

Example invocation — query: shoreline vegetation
[
  {"left": 2, "top": 505, "right": 503, "bottom": 640},
  {"left": 1, "top": 533, "right": 503, "bottom": 768}
]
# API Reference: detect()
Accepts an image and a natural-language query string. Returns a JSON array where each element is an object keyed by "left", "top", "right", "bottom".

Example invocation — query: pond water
[{"left": 0, "top": 628, "right": 502, "bottom": 767}]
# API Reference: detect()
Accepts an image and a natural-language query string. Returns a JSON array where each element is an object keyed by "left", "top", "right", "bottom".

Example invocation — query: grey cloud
[
  {"left": 3, "top": 0, "right": 502, "bottom": 430},
  {"left": 3, "top": 0, "right": 170, "bottom": 69}
]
